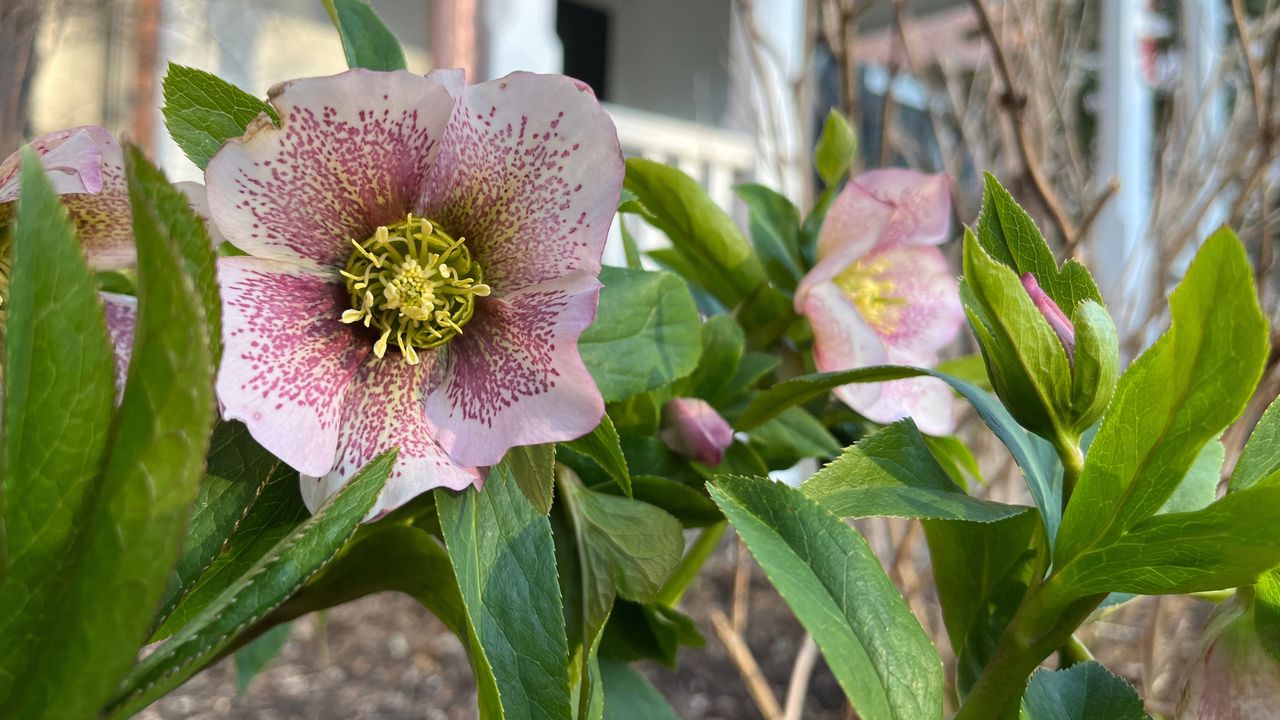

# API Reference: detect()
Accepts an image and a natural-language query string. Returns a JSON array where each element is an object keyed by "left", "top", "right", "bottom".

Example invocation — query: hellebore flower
[
  {"left": 0, "top": 126, "right": 217, "bottom": 392},
  {"left": 1177, "top": 593, "right": 1280, "bottom": 720},
  {"left": 206, "top": 69, "right": 622, "bottom": 515},
  {"left": 795, "top": 170, "right": 964, "bottom": 435},
  {"left": 660, "top": 397, "right": 733, "bottom": 466}
]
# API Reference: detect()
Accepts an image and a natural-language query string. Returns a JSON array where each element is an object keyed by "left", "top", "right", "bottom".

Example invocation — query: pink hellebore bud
[
  {"left": 1020, "top": 272, "right": 1075, "bottom": 359},
  {"left": 794, "top": 170, "right": 964, "bottom": 436},
  {"left": 205, "top": 69, "right": 623, "bottom": 517},
  {"left": 660, "top": 398, "right": 734, "bottom": 467}
]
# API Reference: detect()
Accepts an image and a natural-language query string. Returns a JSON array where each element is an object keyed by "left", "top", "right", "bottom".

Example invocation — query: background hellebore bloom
[
  {"left": 660, "top": 397, "right": 733, "bottom": 466},
  {"left": 0, "top": 126, "right": 217, "bottom": 392},
  {"left": 794, "top": 170, "right": 964, "bottom": 435},
  {"left": 206, "top": 69, "right": 623, "bottom": 516},
  {"left": 1176, "top": 594, "right": 1280, "bottom": 720}
]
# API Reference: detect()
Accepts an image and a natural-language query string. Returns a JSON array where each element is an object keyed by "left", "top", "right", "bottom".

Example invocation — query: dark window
[{"left": 556, "top": 0, "right": 609, "bottom": 100}]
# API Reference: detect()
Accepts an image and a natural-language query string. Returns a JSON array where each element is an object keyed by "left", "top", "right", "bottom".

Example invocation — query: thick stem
[
  {"left": 1052, "top": 430, "right": 1085, "bottom": 504},
  {"left": 954, "top": 585, "right": 1105, "bottom": 720}
]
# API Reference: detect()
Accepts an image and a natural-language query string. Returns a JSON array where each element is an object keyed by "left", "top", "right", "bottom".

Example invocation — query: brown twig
[
  {"left": 1065, "top": 179, "right": 1121, "bottom": 260},
  {"left": 711, "top": 608, "right": 784, "bottom": 720},
  {"left": 732, "top": 537, "right": 752, "bottom": 634},
  {"left": 967, "top": 0, "right": 1077, "bottom": 246},
  {"left": 783, "top": 635, "right": 819, "bottom": 720}
]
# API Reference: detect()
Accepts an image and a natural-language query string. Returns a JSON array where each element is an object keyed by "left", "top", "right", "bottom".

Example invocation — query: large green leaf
[
  {"left": 736, "top": 183, "right": 805, "bottom": 292},
  {"left": 437, "top": 460, "right": 573, "bottom": 720},
  {"left": 579, "top": 266, "right": 702, "bottom": 402},
  {"left": 709, "top": 475, "right": 943, "bottom": 720},
  {"left": 107, "top": 450, "right": 395, "bottom": 718},
  {"left": 322, "top": 0, "right": 408, "bottom": 71},
  {"left": 2, "top": 149, "right": 218, "bottom": 718},
  {"left": 506, "top": 444, "right": 557, "bottom": 516},
  {"left": 801, "top": 420, "right": 1026, "bottom": 523},
  {"left": 1020, "top": 662, "right": 1147, "bottom": 720},
  {"left": 600, "top": 660, "right": 680, "bottom": 720},
  {"left": 975, "top": 173, "right": 1102, "bottom": 311},
  {"left": 1052, "top": 484, "right": 1280, "bottom": 595},
  {"left": 0, "top": 153, "right": 117, "bottom": 707},
  {"left": 558, "top": 470, "right": 683, "bottom": 711},
  {"left": 1157, "top": 439, "right": 1223, "bottom": 515},
  {"left": 735, "top": 365, "right": 1061, "bottom": 538},
  {"left": 749, "top": 406, "right": 841, "bottom": 469},
  {"left": 1056, "top": 230, "right": 1267, "bottom": 566},
  {"left": 153, "top": 459, "right": 305, "bottom": 639},
  {"left": 925, "top": 512, "right": 1047, "bottom": 695},
  {"left": 678, "top": 313, "right": 744, "bottom": 404},
  {"left": 564, "top": 415, "right": 631, "bottom": 497},
  {"left": 233, "top": 621, "right": 292, "bottom": 694},
  {"left": 162, "top": 64, "right": 278, "bottom": 170},
  {"left": 159, "top": 421, "right": 283, "bottom": 618}
]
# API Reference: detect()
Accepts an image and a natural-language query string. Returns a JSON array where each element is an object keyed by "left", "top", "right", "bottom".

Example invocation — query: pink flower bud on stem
[
  {"left": 660, "top": 397, "right": 734, "bottom": 467},
  {"left": 1021, "top": 272, "right": 1075, "bottom": 359}
]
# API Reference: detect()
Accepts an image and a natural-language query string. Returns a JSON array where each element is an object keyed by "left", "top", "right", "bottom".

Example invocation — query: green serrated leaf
[
  {"left": 598, "top": 600, "right": 704, "bottom": 667},
  {"left": 678, "top": 314, "right": 744, "bottom": 404},
  {"left": 1232, "top": 395, "right": 1280, "bottom": 493},
  {"left": 506, "top": 444, "right": 557, "bottom": 515},
  {"left": 600, "top": 659, "right": 680, "bottom": 720},
  {"left": 814, "top": 110, "right": 858, "bottom": 186},
  {"left": 107, "top": 450, "right": 395, "bottom": 718},
  {"left": 1158, "top": 439, "right": 1223, "bottom": 515},
  {"left": 153, "top": 460, "right": 305, "bottom": 640},
  {"left": 579, "top": 266, "right": 703, "bottom": 402},
  {"left": 159, "top": 421, "right": 283, "bottom": 618},
  {"left": 564, "top": 415, "right": 631, "bottom": 496},
  {"left": 1, "top": 148, "right": 218, "bottom": 718},
  {"left": 162, "top": 64, "right": 279, "bottom": 170},
  {"left": 0, "top": 152, "right": 117, "bottom": 706},
  {"left": 322, "top": 0, "right": 408, "bottom": 71},
  {"left": 1020, "top": 662, "right": 1148, "bottom": 720},
  {"left": 736, "top": 183, "right": 805, "bottom": 292},
  {"left": 599, "top": 475, "right": 721, "bottom": 529},
  {"left": 925, "top": 512, "right": 1046, "bottom": 695},
  {"left": 802, "top": 420, "right": 1027, "bottom": 523},
  {"left": 709, "top": 475, "right": 943, "bottom": 720},
  {"left": 437, "top": 459, "right": 573, "bottom": 720},
  {"left": 1056, "top": 229, "right": 1268, "bottom": 567},
  {"left": 975, "top": 173, "right": 1102, "bottom": 311},
  {"left": 749, "top": 405, "right": 841, "bottom": 468}
]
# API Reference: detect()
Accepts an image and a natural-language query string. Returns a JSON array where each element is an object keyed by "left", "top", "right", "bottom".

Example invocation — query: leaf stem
[{"left": 1052, "top": 430, "right": 1084, "bottom": 504}]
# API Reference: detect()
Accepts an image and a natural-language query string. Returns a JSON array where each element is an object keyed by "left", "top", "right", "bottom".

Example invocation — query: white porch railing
[{"left": 602, "top": 103, "right": 757, "bottom": 267}]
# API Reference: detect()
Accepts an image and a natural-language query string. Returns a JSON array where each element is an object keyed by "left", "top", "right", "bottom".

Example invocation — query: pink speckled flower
[
  {"left": 660, "top": 398, "right": 734, "bottom": 467},
  {"left": 1177, "top": 594, "right": 1280, "bottom": 720},
  {"left": 205, "top": 69, "right": 622, "bottom": 515},
  {"left": 0, "top": 126, "right": 215, "bottom": 392},
  {"left": 795, "top": 169, "right": 963, "bottom": 436}
]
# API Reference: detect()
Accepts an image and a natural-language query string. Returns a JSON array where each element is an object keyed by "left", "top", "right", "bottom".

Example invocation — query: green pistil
[{"left": 340, "top": 213, "right": 490, "bottom": 364}]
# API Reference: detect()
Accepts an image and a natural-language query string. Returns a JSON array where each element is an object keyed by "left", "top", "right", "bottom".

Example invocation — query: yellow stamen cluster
[
  {"left": 340, "top": 213, "right": 490, "bottom": 364},
  {"left": 834, "top": 254, "right": 905, "bottom": 335}
]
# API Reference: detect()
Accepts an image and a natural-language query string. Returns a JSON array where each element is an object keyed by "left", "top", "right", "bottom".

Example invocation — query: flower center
[
  {"left": 340, "top": 213, "right": 490, "bottom": 365},
  {"left": 834, "top": 255, "right": 904, "bottom": 335}
]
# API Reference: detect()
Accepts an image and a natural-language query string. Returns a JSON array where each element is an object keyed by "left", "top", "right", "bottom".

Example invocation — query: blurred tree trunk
[{"left": 0, "top": 0, "right": 43, "bottom": 156}]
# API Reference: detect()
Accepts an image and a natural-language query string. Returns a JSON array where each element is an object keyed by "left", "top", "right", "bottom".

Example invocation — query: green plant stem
[
  {"left": 1052, "top": 430, "right": 1085, "bottom": 503},
  {"left": 954, "top": 583, "right": 1106, "bottom": 720},
  {"left": 1057, "top": 634, "right": 1094, "bottom": 669},
  {"left": 658, "top": 521, "right": 727, "bottom": 606}
]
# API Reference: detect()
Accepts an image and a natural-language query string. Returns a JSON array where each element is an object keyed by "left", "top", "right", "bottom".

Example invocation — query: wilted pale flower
[
  {"left": 794, "top": 170, "right": 964, "bottom": 435},
  {"left": 660, "top": 397, "right": 733, "bottom": 466},
  {"left": 206, "top": 69, "right": 622, "bottom": 516},
  {"left": 1177, "top": 593, "right": 1280, "bottom": 720},
  {"left": 0, "top": 126, "right": 216, "bottom": 391}
]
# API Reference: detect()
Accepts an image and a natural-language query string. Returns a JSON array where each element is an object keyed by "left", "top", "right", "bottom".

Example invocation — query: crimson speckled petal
[
  {"left": 101, "top": 291, "right": 137, "bottom": 400},
  {"left": 0, "top": 126, "right": 135, "bottom": 269},
  {"left": 216, "top": 256, "right": 371, "bottom": 477},
  {"left": 301, "top": 353, "right": 481, "bottom": 519},
  {"left": 418, "top": 71, "right": 624, "bottom": 294},
  {"left": 426, "top": 269, "right": 604, "bottom": 467},
  {"left": 206, "top": 70, "right": 456, "bottom": 271}
]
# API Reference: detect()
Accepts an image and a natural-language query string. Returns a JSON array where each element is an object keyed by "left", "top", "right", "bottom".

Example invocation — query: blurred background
[{"left": 4, "top": 0, "right": 1279, "bottom": 717}]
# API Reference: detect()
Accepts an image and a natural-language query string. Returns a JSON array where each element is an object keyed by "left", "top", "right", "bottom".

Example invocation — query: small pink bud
[
  {"left": 1021, "top": 273, "right": 1075, "bottom": 358},
  {"left": 660, "top": 398, "right": 734, "bottom": 467}
]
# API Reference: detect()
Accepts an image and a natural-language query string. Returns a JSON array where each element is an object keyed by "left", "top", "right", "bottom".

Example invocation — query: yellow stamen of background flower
[
  {"left": 340, "top": 213, "right": 491, "bottom": 364},
  {"left": 834, "top": 254, "right": 906, "bottom": 336}
]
